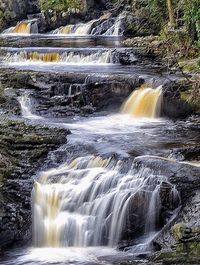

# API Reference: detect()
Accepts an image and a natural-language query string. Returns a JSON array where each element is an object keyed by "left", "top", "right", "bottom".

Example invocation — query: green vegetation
[
  {"left": 131, "top": 0, "right": 200, "bottom": 98},
  {"left": 130, "top": 0, "right": 200, "bottom": 46},
  {"left": 39, "top": 0, "right": 86, "bottom": 12},
  {"left": 183, "top": 0, "right": 200, "bottom": 45},
  {"left": 155, "top": 223, "right": 200, "bottom": 263}
]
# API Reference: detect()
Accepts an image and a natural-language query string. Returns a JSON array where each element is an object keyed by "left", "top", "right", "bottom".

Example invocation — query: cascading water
[
  {"left": 32, "top": 155, "right": 180, "bottom": 250},
  {"left": 5, "top": 50, "right": 112, "bottom": 64},
  {"left": 52, "top": 13, "right": 112, "bottom": 36},
  {"left": 18, "top": 91, "right": 42, "bottom": 120},
  {"left": 121, "top": 86, "right": 162, "bottom": 118},
  {"left": 2, "top": 20, "right": 38, "bottom": 35},
  {"left": 51, "top": 12, "right": 124, "bottom": 36},
  {"left": 60, "top": 50, "right": 112, "bottom": 64},
  {"left": 53, "top": 20, "right": 97, "bottom": 35},
  {"left": 1, "top": 13, "right": 123, "bottom": 36},
  {"left": 103, "top": 14, "right": 125, "bottom": 36}
]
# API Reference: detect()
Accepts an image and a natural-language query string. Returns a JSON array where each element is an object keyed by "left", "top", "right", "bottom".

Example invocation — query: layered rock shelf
[{"left": 0, "top": 1, "right": 199, "bottom": 265}]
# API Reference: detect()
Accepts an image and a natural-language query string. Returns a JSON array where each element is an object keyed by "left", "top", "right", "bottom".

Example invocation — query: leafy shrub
[{"left": 39, "top": 0, "right": 85, "bottom": 12}]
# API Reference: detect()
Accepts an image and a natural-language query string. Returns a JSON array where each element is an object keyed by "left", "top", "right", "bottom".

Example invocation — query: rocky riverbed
[
  {"left": 0, "top": 42, "right": 199, "bottom": 264},
  {"left": 0, "top": 1, "right": 200, "bottom": 265}
]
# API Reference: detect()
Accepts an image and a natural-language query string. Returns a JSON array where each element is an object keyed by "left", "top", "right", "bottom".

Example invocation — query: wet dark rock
[
  {"left": 113, "top": 49, "right": 138, "bottom": 65},
  {"left": 123, "top": 36, "right": 169, "bottom": 64},
  {"left": 0, "top": 0, "right": 40, "bottom": 32},
  {"left": 161, "top": 81, "right": 194, "bottom": 119},
  {"left": 134, "top": 156, "right": 200, "bottom": 263},
  {"left": 0, "top": 86, "right": 21, "bottom": 115},
  {"left": 154, "top": 222, "right": 200, "bottom": 264},
  {"left": 92, "top": 17, "right": 115, "bottom": 35},
  {"left": 0, "top": 67, "right": 195, "bottom": 119},
  {"left": 115, "top": 156, "right": 198, "bottom": 250},
  {"left": 0, "top": 118, "right": 70, "bottom": 251},
  {"left": 169, "top": 147, "right": 200, "bottom": 162},
  {"left": 134, "top": 156, "right": 200, "bottom": 202},
  {"left": 0, "top": 69, "right": 144, "bottom": 118},
  {"left": 85, "top": 74, "right": 143, "bottom": 111},
  {"left": 91, "top": 11, "right": 155, "bottom": 37}
]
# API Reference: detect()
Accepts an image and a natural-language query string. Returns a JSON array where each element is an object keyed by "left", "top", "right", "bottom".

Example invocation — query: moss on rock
[{"left": 154, "top": 223, "right": 200, "bottom": 264}]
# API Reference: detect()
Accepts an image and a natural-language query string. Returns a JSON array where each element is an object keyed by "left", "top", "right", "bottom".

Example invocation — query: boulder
[{"left": 162, "top": 82, "right": 194, "bottom": 119}]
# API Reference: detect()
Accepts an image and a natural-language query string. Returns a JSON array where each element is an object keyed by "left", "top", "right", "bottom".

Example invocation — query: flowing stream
[
  {"left": 3, "top": 84, "right": 188, "bottom": 265},
  {"left": 2, "top": 13, "right": 124, "bottom": 37},
  {"left": 0, "top": 20, "right": 199, "bottom": 265},
  {"left": 0, "top": 93, "right": 197, "bottom": 264}
]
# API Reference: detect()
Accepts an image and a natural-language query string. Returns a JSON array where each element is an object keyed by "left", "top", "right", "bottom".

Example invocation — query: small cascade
[
  {"left": 14, "top": 22, "right": 31, "bottom": 34},
  {"left": 55, "top": 25, "right": 74, "bottom": 35},
  {"left": 170, "top": 185, "right": 181, "bottom": 207},
  {"left": 52, "top": 13, "right": 123, "bottom": 36},
  {"left": 5, "top": 50, "right": 112, "bottom": 64},
  {"left": 68, "top": 85, "right": 72, "bottom": 97},
  {"left": 32, "top": 155, "right": 180, "bottom": 249},
  {"left": 2, "top": 20, "right": 38, "bottom": 35},
  {"left": 103, "top": 14, "right": 124, "bottom": 36},
  {"left": 145, "top": 185, "right": 161, "bottom": 233},
  {"left": 18, "top": 91, "right": 42, "bottom": 120},
  {"left": 26, "top": 52, "right": 59, "bottom": 62},
  {"left": 60, "top": 50, "right": 112, "bottom": 64},
  {"left": 74, "top": 21, "right": 95, "bottom": 35},
  {"left": 121, "top": 86, "right": 163, "bottom": 118},
  {"left": 53, "top": 20, "right": 97, "bottom": 35}
]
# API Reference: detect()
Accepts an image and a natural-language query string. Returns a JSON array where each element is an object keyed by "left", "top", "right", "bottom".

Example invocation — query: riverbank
[
  {"left": 0, "top": 117, "right": 70, "bottom": 251},
  {"left": 123, "top": 35, "right": 200, "bottom": 114}
]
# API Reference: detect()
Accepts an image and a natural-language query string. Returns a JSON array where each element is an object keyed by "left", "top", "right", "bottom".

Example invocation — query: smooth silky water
[
  {"left": 1, "top": 12, "right": 123, "bottom": 37},
  {"left": 0, "top": 46, "right": 171, "bottom": 77},
  {"left": 3, "top": 48, "right": 113, "bottom": 64},
  {"left": 0, "top": 23, "right": 198, "bottom": 264},
  {"left": 2, "top": 19, "right": 38, "bottom": 35},
  {"left": 1, "top": 86, "right": 199, "bottom": 265},
  {"left": 0, "top": 35, "right": 124, "bottom": 49}
]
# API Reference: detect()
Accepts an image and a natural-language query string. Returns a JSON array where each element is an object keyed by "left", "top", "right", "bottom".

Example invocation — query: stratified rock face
[
  {"left": 146, "top": 157, "right": 200, "bottom": 264},
  {"left": 0, "top": 119, "right": 69, "bottom": 250},
  {"left": 162, "top": 82, "right": 194, "bottom": 119},
  {"left": 0, "top": 69, "right": 144, "bottom": 118},
  {"left": 0, "top": 0, "right": 39, "bottom": 32},
  {"left": 0, "top": 67, "right": 195, "bottom": 119}
]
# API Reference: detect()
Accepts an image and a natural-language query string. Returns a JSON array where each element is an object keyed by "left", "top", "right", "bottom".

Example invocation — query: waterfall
[
  {"left": 18, "top": 91, "right": 42, "bottom": 120},
  {"left": 52, "top": 13, "right": 123, "bottom": 36},
  {"left": 103, "top": 14, "right": 124, "bottom": 36},
  {"left": 32, "top": 155, "right": 179, "bottom": 249},
  {"left": 74, "top": 21, "right": 97, "bottom": 35},
  {"left": 68, "top": 85, "right": 72, "bottom": 97},
  {"left": 5, "top": 51, "right": 112, "bottom": 64},
  {"left": 18, "top": 52, "right": 60, "bottom": 62},
  {"left": 145, "top": 185, "right": 161, "bottom": 233},
  {"left": 60, "top": 51, "right": 111, "bottom": 64},
  {"left": 2, "top": 20, "right": 38, "bottom": 34},
  {"left": 53, "top": 25, "right": 74, "bottom": 35},
  {"left": 13, "top": 22, "right": 31, "bottom": 34},
  {"left": 53, "top": 20, "right": 97, "bottom": 35},
  {"left": 1, "top": 13, "right": 123, "bottom": 36},
  {"left": 121, "top": 86, "right": 162, "bottom": 118}
]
